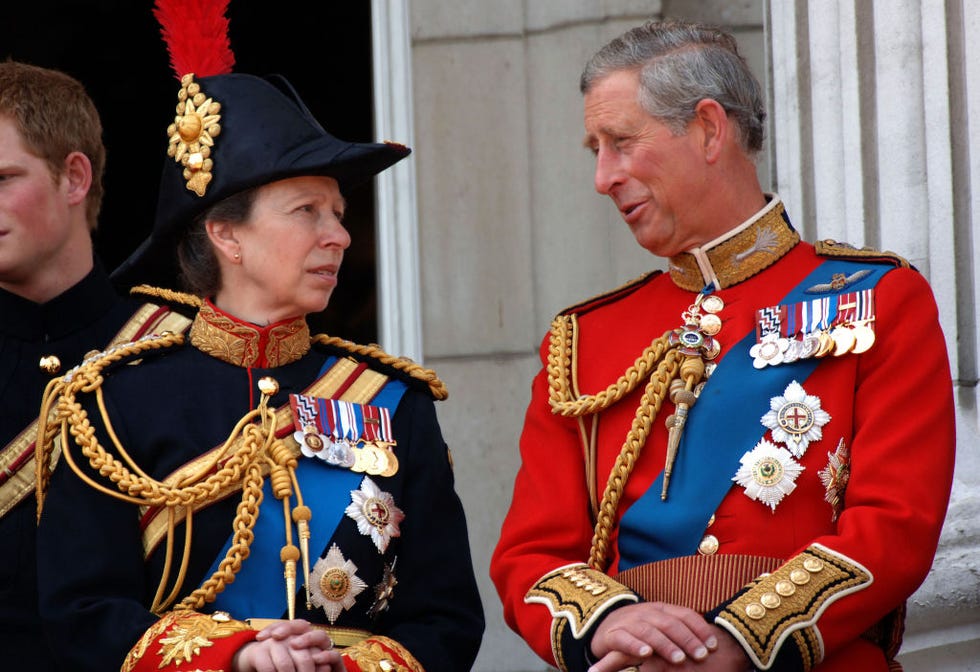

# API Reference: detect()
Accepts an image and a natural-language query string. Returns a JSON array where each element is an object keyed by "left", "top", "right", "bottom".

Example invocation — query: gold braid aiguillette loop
[{"left": 36, "top": 333, "right": 289, "bottom": 614}]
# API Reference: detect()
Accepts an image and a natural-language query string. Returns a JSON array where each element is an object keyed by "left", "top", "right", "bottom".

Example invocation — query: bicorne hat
[{"left": 112, "top": 0, "right": 410, "bottom": 289}]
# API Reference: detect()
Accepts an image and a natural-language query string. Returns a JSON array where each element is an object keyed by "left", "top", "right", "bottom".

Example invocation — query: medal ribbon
[{"left": 617, "top": 260, "right": 893, "bottom": 570}]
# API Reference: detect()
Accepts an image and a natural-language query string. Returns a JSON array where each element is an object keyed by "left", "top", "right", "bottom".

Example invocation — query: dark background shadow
[{"left": 1, "top": 0, "right": 379, "bottom": 343}]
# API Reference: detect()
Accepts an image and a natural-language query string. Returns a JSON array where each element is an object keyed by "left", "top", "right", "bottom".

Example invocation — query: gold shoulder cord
[
  {"left": 35, "top": 333, "right": 307, "bottom": 617},
  {"left": 546, "top": 315, "right": 706, "bottom": 572},
  {"left": 313, "top": 334, "right": 448, "bottom": 400}
]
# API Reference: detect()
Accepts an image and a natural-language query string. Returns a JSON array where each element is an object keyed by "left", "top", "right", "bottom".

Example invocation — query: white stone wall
[
  {"left": 407, "top": 0, "right": 979, "bottom": 669},
  {"left": 768, "top": 2, "right": 980, "bottom": 669}
]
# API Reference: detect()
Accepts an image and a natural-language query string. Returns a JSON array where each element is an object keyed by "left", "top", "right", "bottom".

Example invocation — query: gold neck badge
[
  {"left": 167, "top": 73, "right": 222, "bottom": 197},
  {"left": 668, "top": 198, "right": 800, "bottom": 292}
]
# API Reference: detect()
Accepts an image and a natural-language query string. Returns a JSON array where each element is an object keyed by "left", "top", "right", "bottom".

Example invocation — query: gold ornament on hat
[{"left": 167, "top": 73, "right": 222, "bottom": 197}]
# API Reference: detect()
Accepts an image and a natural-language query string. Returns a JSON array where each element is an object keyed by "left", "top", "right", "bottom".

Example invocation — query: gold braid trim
[
  {"left": 525, "top": 563, "right": 638, "bottom": 640},
  {"left": 129, "top": 284, "right": 204, "bottom": 308},
  {"left": 313, "top": 334, "right": 448, "bottom": 400},
  {"left": 121, "top": 610, "right": 252, "bottom": 672},
  {"left": 344, "top": 636, "right": 426, "bottom": 672},
  {"left": 714, "top": 543, "right": 873, "bottom": 670},
  {"left": 35, "top": 332, "right": 288, "bottom": 614}
]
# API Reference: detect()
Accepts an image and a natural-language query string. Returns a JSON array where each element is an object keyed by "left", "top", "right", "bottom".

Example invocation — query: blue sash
[
  {"left": 617, "top": 260, "right": 892, "bottom": 570},
  {"left": 206, "top": 356, "right": 407, "bottom": 616}
]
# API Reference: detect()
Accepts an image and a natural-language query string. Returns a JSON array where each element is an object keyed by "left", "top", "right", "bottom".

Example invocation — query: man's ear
[
  {"left": 206, "top": 219, "right": 242, "bottom": 264},
  {"left": 63, "top": 151, "right": 93, "bottom": 206},
  {"left": 692, "top": 98, "right": 729, "bottom": 164}
]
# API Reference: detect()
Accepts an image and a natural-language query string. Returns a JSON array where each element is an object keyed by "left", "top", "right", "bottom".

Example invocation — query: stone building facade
[{"left": 369, "top": 1, "right": 980, "bottom": 669}]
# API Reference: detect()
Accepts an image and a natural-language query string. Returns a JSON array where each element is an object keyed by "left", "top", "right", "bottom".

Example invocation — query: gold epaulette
[
  {"left": 312, "top": 334, "right": 448, "bottom": 401},
  {"left": 815, "top": 240, "right": 911, "bottom": 269},
  {"left": 713, "top": 543, "right": 873, "bottom": 670}
]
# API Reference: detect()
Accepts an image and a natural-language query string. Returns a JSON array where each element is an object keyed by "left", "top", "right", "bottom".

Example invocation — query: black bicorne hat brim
[{"left": 111, "top": 73, "right": 410, "bottom": 290}]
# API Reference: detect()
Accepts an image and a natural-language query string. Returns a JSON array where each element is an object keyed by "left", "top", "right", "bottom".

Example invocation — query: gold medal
[
  {"left": 831, "top": 325, "right": 856, "bottom": 356},
  {"left": 350, "top": 446, "right": 369, "bottom": 473},
  {"left": 361, "top": 444, "right": 390, "bottom": 476},
  {"left": 816, "top": 331, "right": 835, "bottom": 357},
  {"left": 700, "top": 295, "right": 725, "bottom": 314},
  {"left": 699, "top": 313, "right": 722, "bottom": 336},
  {"left": 851, "top": 321, "right": 876, "bottom": 353},
  {"left": 379, "top": 446, "right": 399, "bottom": 477}
]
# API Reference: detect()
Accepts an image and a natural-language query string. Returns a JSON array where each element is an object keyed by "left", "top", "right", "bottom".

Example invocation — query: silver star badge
[
  {"left": 309, "top": 544, "right": 368, "bottom": 624},
  {"left": 761, "top": 380, "right": 831, "bottom": 457},
  {"left": 733, "top": 439, "right": 805, "bottom": 512},
  {"left": 345, "top": 477, "right": 405, "bottom": 553}
]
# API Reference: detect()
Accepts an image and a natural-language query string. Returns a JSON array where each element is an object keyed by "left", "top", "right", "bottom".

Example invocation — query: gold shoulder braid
[
  {"left": 313, "top": 334, "right": 448, "bottom": 401},
  {"left": 815, "top": 240, "right": 911, "bottom": 268},
  {"left": 129, "top": 284, "right": 204, "bottom": 308},
  {"left": 35, "top": 332, "right": 307, "bottom": 618}
]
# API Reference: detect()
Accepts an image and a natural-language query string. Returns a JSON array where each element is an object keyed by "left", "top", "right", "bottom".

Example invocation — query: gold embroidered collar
[
  {"left": 668, "top": 196, "right": 800, "bottom": 291},
  {"left": 189, "top": 300, "right": 311, "bottom": 368}
]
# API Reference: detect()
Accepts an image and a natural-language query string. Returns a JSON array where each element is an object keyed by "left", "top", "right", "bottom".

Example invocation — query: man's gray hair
[{"left": 580, "top": 20, "right": 766, "bottom": 155}]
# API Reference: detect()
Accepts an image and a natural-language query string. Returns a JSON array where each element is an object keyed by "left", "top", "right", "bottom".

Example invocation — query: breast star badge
[
  {"left": 345, "top": 477, "right": 405, "bottom": 554},
  {"left": 733, "top": 439, "right": 805, "bottom": 511},
  {"left": 818, "top": 438, "right": 850, "bottom": 522},
  {"left": 760, "top": 380, "right": 831, "bottom": 457},
  {"left": 309, "top": 544, "right": 368, "bottom": 624}
]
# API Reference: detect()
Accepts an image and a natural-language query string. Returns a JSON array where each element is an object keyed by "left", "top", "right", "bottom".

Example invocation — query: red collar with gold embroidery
[{"left": 189, "top": 300, "right": 311, "bottom": 368}]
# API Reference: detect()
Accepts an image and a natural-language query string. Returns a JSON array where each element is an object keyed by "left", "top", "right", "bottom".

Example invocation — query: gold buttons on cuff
[
  {"left": 803, "top": 557, "right": 825, "bottom": 573},
  {"left": 775, "top": 580, "right": 796, "bottom": 597},
  {"left": 760, "top": 592, "right": 781, "bottom": 609},
  {"left": 698, "top": 534, "right": 719, "bottom": 556},
  {"left": 745, "top": 603, "right": 766, "bottom": 620},
  {"left": 790, "top": 568, "right": 811, "bottom": 585},
  {"left": 39, "top": 355, "right": 61, "bottom": 375}
]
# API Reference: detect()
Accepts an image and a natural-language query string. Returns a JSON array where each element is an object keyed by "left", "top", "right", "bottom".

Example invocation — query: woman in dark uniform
[{"left": 35, "top": 4, "right": 484, "bottom": 671}]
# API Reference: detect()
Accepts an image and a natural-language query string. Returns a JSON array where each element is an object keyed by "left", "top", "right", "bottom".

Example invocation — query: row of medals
[
  {"left": 298, "top": 428, "right": 399, "bottom": 477},
  {"left": 757, "top": 318, "right": 876, "bottom": 365}
]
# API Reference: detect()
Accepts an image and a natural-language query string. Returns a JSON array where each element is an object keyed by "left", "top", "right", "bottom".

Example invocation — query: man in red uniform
[{"left": 491, "top": 19, "right": 955, "bottom": 672}]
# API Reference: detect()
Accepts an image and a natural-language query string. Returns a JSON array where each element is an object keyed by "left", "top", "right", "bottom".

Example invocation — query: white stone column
[{"left": 768, "top": 2, "right": 980, "bottom": 668}]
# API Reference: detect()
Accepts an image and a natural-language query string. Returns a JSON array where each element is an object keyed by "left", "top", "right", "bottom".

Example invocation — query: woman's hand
[{"left": 233, "top": 619, "right": 346, "bottom": 672}]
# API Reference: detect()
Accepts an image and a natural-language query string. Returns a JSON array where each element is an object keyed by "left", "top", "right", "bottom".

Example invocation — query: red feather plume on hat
[{"left": 153, "top": 0, "right": 236, "bottom": 79}]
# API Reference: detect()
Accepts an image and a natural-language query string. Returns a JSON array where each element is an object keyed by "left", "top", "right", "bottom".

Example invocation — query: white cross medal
[
  {"left": 760, "top": 380, "right": 831, "bottom": 458},
  {"left": 733, "top": 439, "right": 805, "bottom": 511}
]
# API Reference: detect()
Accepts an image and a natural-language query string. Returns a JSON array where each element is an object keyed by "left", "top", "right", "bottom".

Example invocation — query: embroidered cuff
[
  {"left": 525, "top": 563, "right": 639, "bottom": 670},
  {"left": 121, "top": 610, "right": 256, "bottom": 672},
  {"left": 712, "top": 544, "right": 872, "bottom": 671},
  {"left": 343, "top": 635, "right": 425, "bottom": 672}
]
